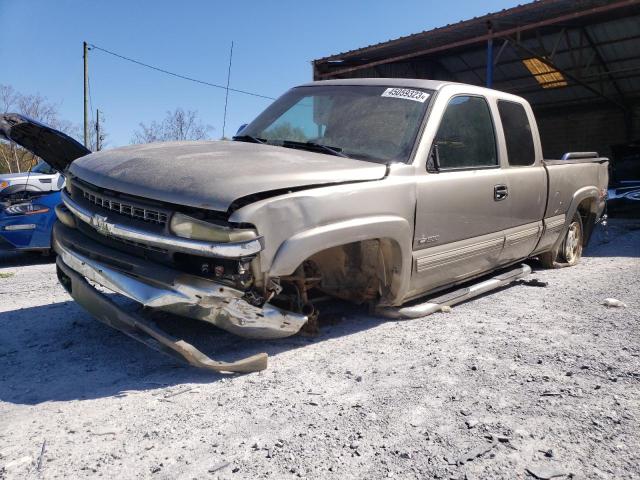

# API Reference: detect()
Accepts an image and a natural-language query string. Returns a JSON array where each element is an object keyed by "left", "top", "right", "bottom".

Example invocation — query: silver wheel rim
[{"left": 564, "top": 221, "right": 581, "bottom": 263}]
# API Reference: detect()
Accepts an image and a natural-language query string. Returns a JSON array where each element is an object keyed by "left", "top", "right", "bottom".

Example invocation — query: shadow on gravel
[{"left": 0, "top": 298, "right": 381, "bottom": 405}]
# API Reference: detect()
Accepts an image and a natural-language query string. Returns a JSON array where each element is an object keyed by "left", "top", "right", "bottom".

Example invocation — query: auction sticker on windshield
[{"left": 381, "top": 88, "right": 430, "bottom": 103}]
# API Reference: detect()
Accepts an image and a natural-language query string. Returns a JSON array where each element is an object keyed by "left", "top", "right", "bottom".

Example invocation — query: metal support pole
[
  {"left": 486, "top": 21, "right": 494, "bottom": 88},
  {"left": 83, "top": 41, "right": 89, "bottom": 148}
]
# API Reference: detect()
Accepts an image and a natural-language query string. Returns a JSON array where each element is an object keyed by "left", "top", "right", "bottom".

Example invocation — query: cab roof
[{"left": 300, "top": 78, "right": 454, "bottom": 91}]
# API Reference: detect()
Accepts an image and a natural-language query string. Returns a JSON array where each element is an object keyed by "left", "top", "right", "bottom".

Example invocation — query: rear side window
[
  {"left": 433, "top": 96, "right": 497, "bottom": 169},
  {"left": 498, "top": 100, "right": 536, "bottom": 166}
]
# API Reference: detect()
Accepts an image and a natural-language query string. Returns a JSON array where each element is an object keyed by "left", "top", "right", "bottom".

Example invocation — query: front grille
[
  {"left": 74, "top": 182, "right": 169, "bottom": 227},
  {"left": 77, "top": 221, "right": 168, "bottom": 255}
]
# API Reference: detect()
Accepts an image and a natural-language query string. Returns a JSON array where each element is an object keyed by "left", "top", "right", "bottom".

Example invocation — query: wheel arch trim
[
  {"left": 268, "top": 215, "right": 413, "bottom": 304},
  {"left": 550, "top": 186, "right": 600, "bottom": 257}
]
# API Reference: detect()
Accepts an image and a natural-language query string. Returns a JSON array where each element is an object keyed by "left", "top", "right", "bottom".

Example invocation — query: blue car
[
  {"left": 0, "top": 113, "right": 90, "bottom": 254},
  {"left": 0, "top": 191, "right": 61, "bottom": 253}
]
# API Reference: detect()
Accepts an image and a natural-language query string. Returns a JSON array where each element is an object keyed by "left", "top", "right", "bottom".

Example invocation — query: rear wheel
[
  {"left": 540, "top": 212, "right": 583, "bottom": 268},
  {"left": 561, "top": 215, "right": 583, "bottom": 265}
]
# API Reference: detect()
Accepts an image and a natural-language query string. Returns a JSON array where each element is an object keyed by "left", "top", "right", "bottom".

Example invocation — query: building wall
[{"left": 535, "top": 102, "right": 640, "bottom": 159}]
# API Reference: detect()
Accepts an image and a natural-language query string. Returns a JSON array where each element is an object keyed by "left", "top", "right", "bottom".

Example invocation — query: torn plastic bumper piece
[
  {"left": 376, "top": 264, "right": 532, "bottom": 319},
  {"left": 56, "top": 257, "right": 268, "bottom": 373},
  {"left": 53, "top": 225, "right": 307, "bottom": 339},
  {"left": 52, "top": 223, "right": 308, "bottom": 372}
]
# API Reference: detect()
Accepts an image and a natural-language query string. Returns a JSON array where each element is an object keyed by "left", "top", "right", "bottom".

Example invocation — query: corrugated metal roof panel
[
  {"left": 314, "top": 0, "right": 629, "bottom": 63},
  {"left": 314, "top": 0, "right": 640, "bottom": 109}
]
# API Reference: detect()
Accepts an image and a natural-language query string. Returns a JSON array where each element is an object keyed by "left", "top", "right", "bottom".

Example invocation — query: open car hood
[{"left": 0, "top": 113, "right": 90, "bottom": 172}]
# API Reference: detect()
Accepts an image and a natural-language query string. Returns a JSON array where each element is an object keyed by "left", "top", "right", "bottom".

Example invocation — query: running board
[{"left": 376, "top": 264, "right": 532, "bottom": 319}]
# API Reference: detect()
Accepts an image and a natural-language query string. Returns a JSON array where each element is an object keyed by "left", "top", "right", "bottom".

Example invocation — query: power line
[{"left": 88, "top": 43, "right": 275, "bottom": 100}]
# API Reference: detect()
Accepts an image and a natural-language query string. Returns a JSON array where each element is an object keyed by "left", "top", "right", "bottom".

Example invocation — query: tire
[{"left": 539, "top": 212, "right": 584, "bottom": 268}]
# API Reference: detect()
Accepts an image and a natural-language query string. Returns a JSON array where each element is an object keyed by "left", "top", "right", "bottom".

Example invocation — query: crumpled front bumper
[
  {"left": 56, "top": 257, "right": 269, "bottom": 373},
  {"left": 53, "top": 222, "right": 308, "bottom": 371},
  {"left": 53, "top": 223, "right": 307, "bottom": 339}
]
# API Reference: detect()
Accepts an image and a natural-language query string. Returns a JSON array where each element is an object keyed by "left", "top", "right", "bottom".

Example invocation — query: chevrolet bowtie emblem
[{"left": 91, "top": 214, "right": 110, "bottom": 235}]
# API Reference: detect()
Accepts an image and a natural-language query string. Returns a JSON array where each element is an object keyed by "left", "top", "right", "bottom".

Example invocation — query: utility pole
[
  {"left": 222, "top": 41, "right": 234, "bottom": 139},
  {"left": 83, "top": 41, "right": 89, "bottom": 148},
  {"left": 95, "top": 109, "right": 101, "bottom": 151}
]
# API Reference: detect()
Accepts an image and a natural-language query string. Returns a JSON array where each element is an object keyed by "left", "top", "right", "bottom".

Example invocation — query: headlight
[
  {"left": 4, "top": 203, "right": 50, "bottom": 216},
  {"left": 170, "top": 213, "right": 257, "bottom": 242},
  {"left": 0, "top": 181, "right": 9, "bottom": 190}
]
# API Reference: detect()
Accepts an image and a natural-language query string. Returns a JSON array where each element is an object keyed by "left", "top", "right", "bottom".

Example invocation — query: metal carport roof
[{"left": 313, "top": 0, "right": 640, "bottom": 112}]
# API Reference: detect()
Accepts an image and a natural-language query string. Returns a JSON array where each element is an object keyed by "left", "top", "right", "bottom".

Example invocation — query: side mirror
[
  {"left": 236, "top": 124, "right": 248, "bottom": 136},
  {"left": 427, "top": 143, "right": 441, "bottom": 172}
]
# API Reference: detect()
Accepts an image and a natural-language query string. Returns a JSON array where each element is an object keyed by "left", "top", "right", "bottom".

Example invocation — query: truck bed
[{"left": 543, "top": 156, "right": 609, "bottom": 241}]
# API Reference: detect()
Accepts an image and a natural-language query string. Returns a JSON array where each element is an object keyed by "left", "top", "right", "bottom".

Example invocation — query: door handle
[{"left": 494, "top": 184, "right": 508, "bottom": 201}]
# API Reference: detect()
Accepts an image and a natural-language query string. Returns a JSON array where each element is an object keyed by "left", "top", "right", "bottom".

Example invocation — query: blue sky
[{"left": 1, "top": 0, "right": 518, "bottom": 146}]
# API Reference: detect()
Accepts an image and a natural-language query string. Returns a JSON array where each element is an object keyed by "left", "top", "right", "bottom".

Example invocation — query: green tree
[{"left": 262, "top": 122, "right": 307, "bottom": 142}]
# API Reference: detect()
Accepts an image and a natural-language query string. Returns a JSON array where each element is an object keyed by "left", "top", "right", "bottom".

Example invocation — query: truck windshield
[{"left": 237, "top": 85, "right": 433, "bottom": 164}]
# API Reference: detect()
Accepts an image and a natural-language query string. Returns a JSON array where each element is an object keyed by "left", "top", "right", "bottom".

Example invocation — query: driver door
[{"left": 409, "top": 94, "right": 509, "bottom": 298}]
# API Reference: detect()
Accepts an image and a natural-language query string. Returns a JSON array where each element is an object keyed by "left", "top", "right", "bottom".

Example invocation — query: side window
[
  {"left": 433, "top": 96, "right": 497, "bottom": 169},
  {"left": 498, "top": 100, "right": 536, "bottom": 166}
]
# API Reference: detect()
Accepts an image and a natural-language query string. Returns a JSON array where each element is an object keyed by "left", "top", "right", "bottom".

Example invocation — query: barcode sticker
[{"left": 381, "top": 88, "right": 430, "bottom": 103}]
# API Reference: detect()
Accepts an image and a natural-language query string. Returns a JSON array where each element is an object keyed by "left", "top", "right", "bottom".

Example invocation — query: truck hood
[
  {"left": 69, "top": 140, "right": 388, "bottom": 211},
  {"left": 0, "top": 113, "right": 90, "bottom": 172}
]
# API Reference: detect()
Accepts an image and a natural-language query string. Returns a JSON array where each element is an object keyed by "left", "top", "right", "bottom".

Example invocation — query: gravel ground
[{"left": 0, "top": 220, "right": 638, "bottom": 480}]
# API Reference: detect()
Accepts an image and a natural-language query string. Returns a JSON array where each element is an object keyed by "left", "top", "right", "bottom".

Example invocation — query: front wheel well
[{"left": 282, "top": 238, "right": 404, "bottom": 306}]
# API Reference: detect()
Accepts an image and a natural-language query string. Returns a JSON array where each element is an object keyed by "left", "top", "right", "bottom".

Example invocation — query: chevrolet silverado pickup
[{"left": 0, "top": 79, "right": 609, "bottom": 372}]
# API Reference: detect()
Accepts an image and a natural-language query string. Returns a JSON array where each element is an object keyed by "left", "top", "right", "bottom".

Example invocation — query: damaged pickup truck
[{"left": 0, "top": 79, "right": 608, "bottom": 372}]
